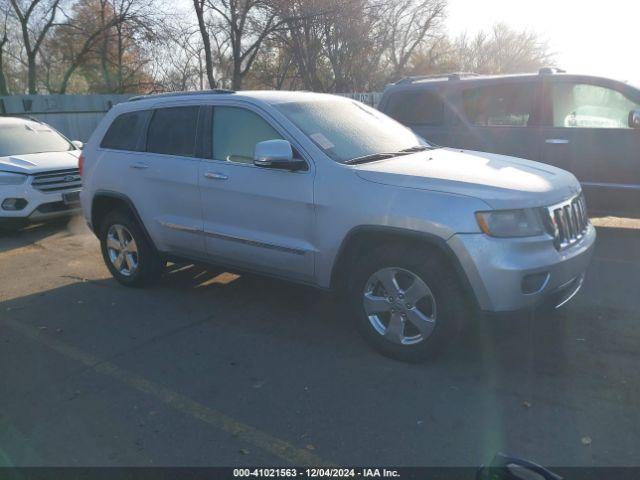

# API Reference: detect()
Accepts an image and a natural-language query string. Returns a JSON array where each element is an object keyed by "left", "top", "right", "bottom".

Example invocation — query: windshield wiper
[
  {"left": 399, "top": 145, "right": 431, "bottom": 153},
  {"left": 344, "top": 153, "right": 400, "bottom": 165},
  {"left": 344, "top": 146, "right": 434, "bottom": 165}
]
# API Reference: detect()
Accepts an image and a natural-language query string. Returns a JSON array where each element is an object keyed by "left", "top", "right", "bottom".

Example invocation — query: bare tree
[
  {"left": 193, "top": 0, "right": 217, "bottom": 88},
  {"left": 0, "top": 6, "right": 11, "bottom": 94},
  {"left": 9, "top": 0, "right": 62, "bottom": 93},
  {"left": 195, "top": 0, "right": 285, "bottom": 90},
  {"left": 383, "top": 0, "right": 446, "bottom": 80},
  {"left": 53, "top": 0, "right": 139, "bottom": 93}
]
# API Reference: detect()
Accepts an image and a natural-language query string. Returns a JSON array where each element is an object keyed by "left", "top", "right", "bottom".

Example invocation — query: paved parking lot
[{"left": 1, "top": 216, "right": 639, "bottom": 467}]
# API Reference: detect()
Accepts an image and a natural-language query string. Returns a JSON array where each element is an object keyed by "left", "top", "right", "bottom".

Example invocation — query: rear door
[
  {"left": 451, "top": 80, "right": 543, "bottom": 161},
  {"left": 540, "top": 77, "right": 640, "bottom": 216},
  {"left": 382, "top": 88, "right": 453, "bottom": 146},
  {"left": 198, "top": 104, "right": 316, "bottom": 282},
  {"left": 128, "top": 105, "right": 204, "bottom": 255}
]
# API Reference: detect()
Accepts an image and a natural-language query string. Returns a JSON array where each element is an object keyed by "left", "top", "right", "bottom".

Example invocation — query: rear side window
[
  {"left": 385, "top": 90, "right": 445, "bottom": 126},
  {"left": 463, "top": 83, "right": 536, "bottom": 127},
  {"left": 146, "top": 106, "right": 200, "bottom": 157},
  {"left": 101, "top": 110, "right": 149, "bottom": 150}
]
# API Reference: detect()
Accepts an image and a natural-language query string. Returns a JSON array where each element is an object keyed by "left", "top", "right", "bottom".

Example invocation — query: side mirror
[
  {"left": 254, "top": 139, "right": 306, "bottom": 171},
  {"left": 71, "top": 140, "right": 84, "bottom": 149},
  {"left": 477, "top": 453, "right": 562, "bottom": 480},
  {"left": 629, "top": 110, "right": 640, "bottom": 129}
]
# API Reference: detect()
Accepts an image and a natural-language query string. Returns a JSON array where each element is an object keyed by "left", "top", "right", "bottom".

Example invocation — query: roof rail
[
  {"left": 128, "top": 89, "right": 235, "bottom": 102},
  {"left": 397, "top": 72, "right": 480, "bottom": 84},
  {"left": 539, "top": 67, "right": 566, "bottom": 75}
]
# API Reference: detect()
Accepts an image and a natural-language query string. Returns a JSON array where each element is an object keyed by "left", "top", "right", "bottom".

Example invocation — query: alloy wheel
[{"left": 363, "top": 267, "right": 437, "bottom": 345}]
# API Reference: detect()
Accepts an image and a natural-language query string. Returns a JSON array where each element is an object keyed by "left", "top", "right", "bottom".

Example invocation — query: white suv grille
[
  {"left": 31, "top": 168, "right": 82, "bottom": 193},
  {"left": 545, "top": 193, "right": 589, "bottom": 250}
]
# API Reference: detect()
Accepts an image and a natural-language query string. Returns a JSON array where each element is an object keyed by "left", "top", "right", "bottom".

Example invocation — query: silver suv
[{"left": 80, "top": 90, "right": 596, "bottom": 362}]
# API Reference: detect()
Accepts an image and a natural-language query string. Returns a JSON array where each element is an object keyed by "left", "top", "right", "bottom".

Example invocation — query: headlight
[
  {"left": 475, "top": 209, "right": 544, "bottom": 238},
  {"left": 0, "top": 171, "right": 27, "bottom": 186}
]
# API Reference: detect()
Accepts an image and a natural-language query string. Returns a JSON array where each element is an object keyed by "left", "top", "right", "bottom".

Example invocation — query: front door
[
  {"left": 198, "top": 105, "right": 316, "bottom": 282},
  {"left": 540, "top": 78, "right": 640, "bottom": 216}
]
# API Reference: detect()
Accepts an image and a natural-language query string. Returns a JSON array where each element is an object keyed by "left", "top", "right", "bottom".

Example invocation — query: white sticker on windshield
[{"left": 310, "top": 133, "right": 335, "bottom": 150}]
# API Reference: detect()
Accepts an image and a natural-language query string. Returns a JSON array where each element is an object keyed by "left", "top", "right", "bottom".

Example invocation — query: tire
[
  {"left": 347, "top": 243, "right": 470, "bottom": 362},
  {"left": 99, "top": 209, "right": 162, "bottom": 287}
]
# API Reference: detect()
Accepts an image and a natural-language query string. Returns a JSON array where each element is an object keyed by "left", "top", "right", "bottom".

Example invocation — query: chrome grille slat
[
  {"left": 31, "top": 168, "right": 82, "bottom": 193},
  {"left": 547, "top": 193, "right": 589, "bottom": 250}
]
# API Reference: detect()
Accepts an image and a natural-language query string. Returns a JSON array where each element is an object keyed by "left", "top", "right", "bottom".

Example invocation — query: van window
[
  {"left": 213, "top": 107, "right": 282, "bottom": 164},
  {"left": 146, "top": 106, "right": 199, "bottom": 157},
  {"left": 385, "top": 91, "right": 445, "bottom": 126},
  {"left": 463, "top": 84, "right": 535, "bottom": 127},
  {"left": 101, "top": 110, "right": 149, "bottom": 151}
]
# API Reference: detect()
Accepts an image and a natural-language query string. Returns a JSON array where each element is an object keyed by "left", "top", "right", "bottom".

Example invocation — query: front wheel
[
  {"left": 348, "top": 245, "right": 469, "bottom": 362},
  {"left": 99, "top": 210, "right": 162, "bottom": 287}
]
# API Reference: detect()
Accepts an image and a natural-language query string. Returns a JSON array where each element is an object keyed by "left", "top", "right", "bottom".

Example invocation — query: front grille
[
  {"left": 31, "top": 168, "right": 81, "bottom": 193},
  {"left": 545, "top": 193, "right": 589, "bottom": 250}
]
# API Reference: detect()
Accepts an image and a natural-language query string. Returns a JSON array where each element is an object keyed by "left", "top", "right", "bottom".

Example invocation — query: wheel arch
[
  {"left": 329, "top": 225, "right": 480, "bottom": 310},
  {"left": 90, "top": 191, "right": 157, "bottom": 252}
]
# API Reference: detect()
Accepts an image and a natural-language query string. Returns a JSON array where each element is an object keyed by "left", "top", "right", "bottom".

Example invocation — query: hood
[
  {"left": 354, "top": 148, "right": 581, "bottom": 209},
  {"left": 0, "top": 150, "right": 80, "bottom": 175}
]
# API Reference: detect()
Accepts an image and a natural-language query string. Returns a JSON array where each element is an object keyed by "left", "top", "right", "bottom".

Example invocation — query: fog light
[
  {"left": 1, "top": 198, "right": 28, "bottom": 211},
  {"left": 522, "top": 272, "right": 549, "bottom": 294}
]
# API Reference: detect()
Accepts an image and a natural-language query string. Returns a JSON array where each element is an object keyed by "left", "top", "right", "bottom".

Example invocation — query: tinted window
[
  {"left": 0, "top": 121, "right": 72, "bottom": 156},
  {"left": 213, "top": 107, "right": 282, "bottom": 164},
  {"left": 552, "top": 83, "right": 640, "bottom": 129},
  {"left": 385, "top": 91, "right": 445, "bottom": 126},
  {"left": 463, "top": 84, "right": 535, "bottom": 127},
  {"left": 146, "top": 106, "right": 199, "bottom": 157},
  {"left": 101, "top": 111, "right": 148, "bottom": 151}
]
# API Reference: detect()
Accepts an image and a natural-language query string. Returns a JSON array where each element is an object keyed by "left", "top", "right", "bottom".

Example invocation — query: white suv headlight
[
  {"left": 0, "top": 171, "right": 27, "bottom": 185},
  {"left": 475, "top": 209, "right": 544, "bottom": 238}
]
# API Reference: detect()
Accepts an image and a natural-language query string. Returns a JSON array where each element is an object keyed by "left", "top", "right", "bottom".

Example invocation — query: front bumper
[
  {"left": 0, "top": 180, "right": 81, "bottom": 223},
  {"left": 448, "top": 223, "right": 596, "bottom": 312}
]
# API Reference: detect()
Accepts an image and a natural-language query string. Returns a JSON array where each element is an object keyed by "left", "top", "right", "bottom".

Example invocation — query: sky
[{"left": 447, "top": 0, "right": 640, "bottom": 85}]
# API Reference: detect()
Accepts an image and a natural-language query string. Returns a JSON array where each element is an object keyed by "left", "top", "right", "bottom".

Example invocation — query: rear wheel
[
  {"left": 348, "top": 244, "right": 469, "bottom": 362},
  {"left": 99, "top": 210, "right": 162, "bottom": 287}
]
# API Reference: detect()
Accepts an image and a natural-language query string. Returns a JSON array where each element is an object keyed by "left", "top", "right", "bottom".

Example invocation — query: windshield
[
  {"left": 0, "top": 121, "right": 73, "bottom": 156},
  {"left": 274, "top": 99, "right": 428, "bottom": 163}
]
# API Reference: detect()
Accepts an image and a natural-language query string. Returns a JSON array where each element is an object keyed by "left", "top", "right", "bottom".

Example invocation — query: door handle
[
  {"left": 545, "top": 138, "right": 570, "bottom": 145},
  {"left": 204, "top": 172, "right": 229, "bottom": 180},
  {"left": 130, "top": 162, "right": 150, "bottom": 169}
]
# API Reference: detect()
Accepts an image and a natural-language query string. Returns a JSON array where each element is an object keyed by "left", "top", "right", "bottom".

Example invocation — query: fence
[
  {"left": 0, "top": 92, "right": 381, "bottom": 142},
  {"left": 0, "top": 94, "right": 132, "bottom": 142}
]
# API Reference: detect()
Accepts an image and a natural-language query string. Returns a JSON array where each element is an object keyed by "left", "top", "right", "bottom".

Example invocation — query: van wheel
[
  {"left": 99, "top": 210, "right": 162, "bottom": 287},
  {"left": 347, "top": 244, "right": 469, "bottom": 362}
]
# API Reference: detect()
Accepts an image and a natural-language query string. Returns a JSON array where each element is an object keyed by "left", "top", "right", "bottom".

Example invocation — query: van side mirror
[
  {"left": 71, "top": 140, "right": 84, "bottom": 149},
  {"left": 629, "top": 110, "right": 640, "bottom": 129},
  {"left": 254, "top": 139, "right": 306, "bottom": 171}
]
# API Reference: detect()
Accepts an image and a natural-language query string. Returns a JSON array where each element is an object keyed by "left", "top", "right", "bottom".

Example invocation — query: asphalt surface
[{"left": 0, "top": 216, "right": 639, "bottom": 467}]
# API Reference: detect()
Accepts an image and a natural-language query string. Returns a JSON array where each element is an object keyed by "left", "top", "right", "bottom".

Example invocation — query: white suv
[
  {"left": 0, "top": 116, "right": 83, "bottom": 230},
  {"left": 80, "top": 90, "right": 596, "bottom": 362}
]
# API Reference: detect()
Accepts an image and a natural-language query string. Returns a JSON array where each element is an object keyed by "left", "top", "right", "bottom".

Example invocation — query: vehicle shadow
[{"left": 0, "top": 216, "right": 81, "bottom": 254}]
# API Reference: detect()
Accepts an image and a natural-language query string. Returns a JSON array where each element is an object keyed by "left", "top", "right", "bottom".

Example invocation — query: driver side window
[
  {"left": 552, "top": 83, "right": 640, "bottom": 129},
  {"left": 213, "top": 106, "right": 283, "bottom": 164}
]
